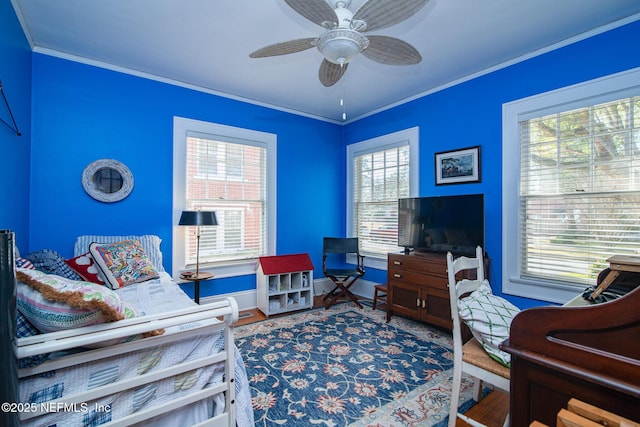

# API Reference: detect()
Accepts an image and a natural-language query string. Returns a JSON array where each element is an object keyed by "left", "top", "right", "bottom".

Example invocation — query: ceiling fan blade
[
  {"left": 362, "top": 35, "right": 421, "bottom": 65},
  {"left": 319, "top": 59, "right": 348, "bottom": 87},
  {"left": 353, "top": 0, "right": 428, "bottom": 32},
  {"left": 284, "top": 0, "right": 338, "bottom": 29},
  {"left": 249, "top": 38, "right": 316, "bottom": 58}
]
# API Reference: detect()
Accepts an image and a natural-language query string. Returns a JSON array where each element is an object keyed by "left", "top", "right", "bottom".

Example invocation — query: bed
[{"left": 7, "top": 234, "right": 254, "bottom": 427}]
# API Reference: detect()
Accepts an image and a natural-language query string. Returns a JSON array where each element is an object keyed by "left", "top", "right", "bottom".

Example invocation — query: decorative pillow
[
  {"left": 25, "top": 249, "right": 83, "bottom": 280},
  {"left": 75, "top": 235, "right": 165, "bottom": 272},
  {"left": 90, "top": 240, "right": 159, "bottom": 289},
  {"left": 445, "top": 228, "right": 469, "bottom": 245},
  {"left": 457, "top": 280, "right": 520, "bottom": 367},
  {"left": 16, "top": 269, "right": 136, "bottom": 333},
  {"left": 16, "top": 257, "right": 35, "bottom": 270},
  {"left": 65, "top": 252, "right": 105, "bottom": 285}
]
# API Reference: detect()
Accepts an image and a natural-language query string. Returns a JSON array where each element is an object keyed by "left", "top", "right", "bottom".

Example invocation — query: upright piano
[{"left": 501, "top": 270, "right": 640, "bottom": 426}]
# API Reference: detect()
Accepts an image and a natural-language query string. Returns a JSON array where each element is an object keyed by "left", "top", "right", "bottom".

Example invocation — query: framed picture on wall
[{"left": 435, "top": 145, "right": 481, "bottom": 185}]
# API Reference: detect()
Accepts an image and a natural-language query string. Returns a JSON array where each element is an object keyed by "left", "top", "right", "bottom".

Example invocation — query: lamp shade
[{"left": 179, "top": 211, "right": 218, "bottom": 226}]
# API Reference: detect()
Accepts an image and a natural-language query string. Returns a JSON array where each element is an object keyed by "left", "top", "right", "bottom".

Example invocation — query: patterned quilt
[{"left": 18, "top": 272, "right": 254, "bottom": 427}]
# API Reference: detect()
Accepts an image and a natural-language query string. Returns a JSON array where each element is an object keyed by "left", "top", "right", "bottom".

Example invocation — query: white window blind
[
  {"left": 519, "top": 95, "right": 640, "bottom": 285},
  {"left": 353, "top": 144, "right": 410, "bottom": 257},
  {"left": 184, "top": 133, "right": 267, "bottom": 265}
]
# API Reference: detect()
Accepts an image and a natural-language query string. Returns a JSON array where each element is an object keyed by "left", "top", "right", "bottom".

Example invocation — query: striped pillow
[
  {"left": 16, "top": 268, "right": 136, "bottom": 332},
  {"left": 16, "top": 257, "right": 35, "bottom": 270}
]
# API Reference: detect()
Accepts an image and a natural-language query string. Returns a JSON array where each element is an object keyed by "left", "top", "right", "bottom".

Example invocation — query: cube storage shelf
[{"left": 257, "top": 253, "right": 314, "bottom": 316}]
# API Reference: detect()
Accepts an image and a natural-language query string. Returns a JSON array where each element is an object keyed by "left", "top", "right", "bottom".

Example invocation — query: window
[
  {"left": 347, "top": 127, "right": 420, "bottom": 269},
  {"left": 173, "top": 117, "right": 276, "bottom": 278},
  {"left": 503, "top": 68, "right": 640, "bottom": 303}
]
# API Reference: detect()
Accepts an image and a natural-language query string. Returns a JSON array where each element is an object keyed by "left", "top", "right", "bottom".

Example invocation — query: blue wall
[
  {"left": 28, "top": 56, "right": 343, "bottom": 296},
  {"left": 0, "top": 0, "right": 32, "bottom": 254},
  {"left": 344, "top": 20, "right": 640, "bottom": 308},
  {"left": 4, "top": 3, "right": 640, "bottom": 307}
]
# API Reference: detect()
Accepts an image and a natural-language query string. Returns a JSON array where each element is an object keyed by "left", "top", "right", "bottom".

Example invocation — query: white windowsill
[
  {"left": 175, "top": 258, "right": 259, "bottom": 281},
  {"left": 503, "top": 276, "right": 586, "bottom": 305}
]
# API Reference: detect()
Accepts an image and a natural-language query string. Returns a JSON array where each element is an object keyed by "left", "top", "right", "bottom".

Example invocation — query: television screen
[{"left": 398, "top": 194, "right": 484, "bottom": 255}]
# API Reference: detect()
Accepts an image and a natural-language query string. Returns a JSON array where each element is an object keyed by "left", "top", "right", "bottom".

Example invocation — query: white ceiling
[{"left": 11, "top": 0, "right": 640, "bottom": 123}]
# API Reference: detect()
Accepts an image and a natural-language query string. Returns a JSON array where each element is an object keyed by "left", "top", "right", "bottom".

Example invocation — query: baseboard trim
[
  {"left": 199, "top": 289, "right": 257, "bottom": 311},
  {"left": 199, "top": 278, "right": 381, "bottom": 311}
]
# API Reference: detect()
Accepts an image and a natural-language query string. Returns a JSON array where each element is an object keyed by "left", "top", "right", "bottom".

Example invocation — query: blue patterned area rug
[{"left": 235, "top": 303, "right": 477, "bottom": 426}]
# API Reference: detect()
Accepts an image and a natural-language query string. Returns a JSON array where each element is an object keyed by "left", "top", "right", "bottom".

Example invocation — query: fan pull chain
[{"left": 340, "top": 64, "right": 347, "bottom": 121}]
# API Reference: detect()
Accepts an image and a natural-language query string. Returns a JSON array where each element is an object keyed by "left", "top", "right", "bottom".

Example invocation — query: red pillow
[{"left": 65, "top": 252, "right": 105, "bottom": 285}]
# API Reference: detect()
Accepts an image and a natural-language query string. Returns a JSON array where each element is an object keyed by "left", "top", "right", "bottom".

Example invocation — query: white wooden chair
[{"left": 447, "top": 247, "right": 510, "bottom": 427}]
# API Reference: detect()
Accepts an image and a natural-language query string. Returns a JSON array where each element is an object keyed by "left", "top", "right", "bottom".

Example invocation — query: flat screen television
[{"left": 398, "top": 194, "right": 484, "bottom": 256}]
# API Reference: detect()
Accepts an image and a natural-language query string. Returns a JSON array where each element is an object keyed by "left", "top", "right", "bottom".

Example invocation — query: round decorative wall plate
[{"left": 82, "top": 159, "right": 134, "bottom": 203}]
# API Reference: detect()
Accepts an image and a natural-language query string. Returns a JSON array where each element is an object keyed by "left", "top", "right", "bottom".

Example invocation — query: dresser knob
[
  {"left": 394, "top": 274, "right": 401, "bottom": 278},
  {"left": 393, "top": 261, "right": 401, "bottom": 265}
]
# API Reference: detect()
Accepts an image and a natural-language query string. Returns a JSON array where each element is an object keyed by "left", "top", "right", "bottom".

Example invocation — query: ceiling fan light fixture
[
  {"left": 252, "top": 0, "right": 427, "bottom": 87},
  {"left": 317, "top": 29, "right": 369, "bottom": 65}
]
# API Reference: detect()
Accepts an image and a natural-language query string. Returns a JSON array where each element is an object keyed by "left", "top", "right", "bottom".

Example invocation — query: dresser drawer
[
  {"left": 388, "top": 253, "right": 447, "bottom": 277},
  {"left": 388, "top": 269, "right": 449, "bottom": 291},
  {"left": 388, "top": 269, "right": 425, "bottom": 287}
]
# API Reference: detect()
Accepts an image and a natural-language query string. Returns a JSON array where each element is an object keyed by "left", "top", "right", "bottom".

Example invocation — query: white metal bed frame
[{"left": 15, "top": 297, "right": 240, "bottom": 427}]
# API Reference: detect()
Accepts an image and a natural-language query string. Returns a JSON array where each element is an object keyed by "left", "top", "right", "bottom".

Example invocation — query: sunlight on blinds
[
  {"left": 184, "top": 135, "right": 267, "bottom": 264},
  {"left": 519, "top": 96, "right": 640, "bottom": 285},
  {"left": 354, "top": 145, "right": 409, "bottom": 256}
]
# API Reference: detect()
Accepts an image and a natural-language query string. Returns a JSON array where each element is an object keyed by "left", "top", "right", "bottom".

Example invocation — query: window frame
[
  {"left": 347, "top": 127, "right": 420, "bottom": 270},
  {"left": 502, "top": 67, "right": 640, "bottom": 304},
  {"left": 172, "top": 116, "right": 277, "bottom": 279}
]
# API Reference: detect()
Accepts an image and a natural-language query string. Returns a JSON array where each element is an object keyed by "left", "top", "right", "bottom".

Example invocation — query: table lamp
[{"left": 179, "top": 210, "right": 218, "bottom": 278}]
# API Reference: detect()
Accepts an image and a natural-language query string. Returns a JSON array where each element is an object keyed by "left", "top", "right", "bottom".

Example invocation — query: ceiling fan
[{"left": 249, "top": 0, "right": 428, "bottom": 87}]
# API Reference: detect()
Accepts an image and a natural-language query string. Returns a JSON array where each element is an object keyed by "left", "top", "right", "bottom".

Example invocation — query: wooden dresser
[{"left": 387, "top": 251, "right": 487, "bottom": 329}]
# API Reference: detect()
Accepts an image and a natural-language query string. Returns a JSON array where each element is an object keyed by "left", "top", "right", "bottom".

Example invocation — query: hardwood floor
[
  {"left": 235, "top": 298, "right": 509, "bottom": 426},
  {"left": 236, "top": 307, "right": 265, "bottom": 326},
  {"left": 457, "top": 390, "right": 509, "bottom": 427},
  {"left": 235, "top": 294, "right": 334, "bottom": 325}
]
